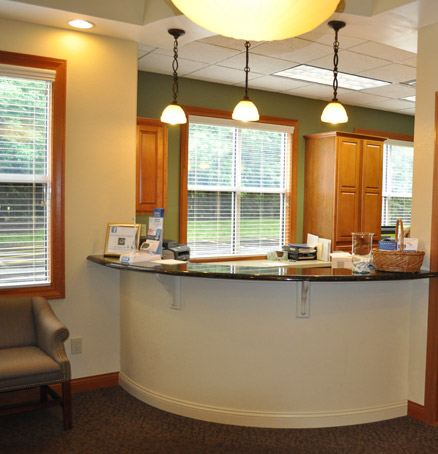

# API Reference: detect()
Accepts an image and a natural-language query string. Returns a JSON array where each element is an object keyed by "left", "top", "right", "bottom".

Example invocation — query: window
[
  {"left": 0, "top": 51, "right": 66, "bottom": 298},
  {"left": 180, "top": 108, "right": 297, "bottom": 259},
  {"left": 381, "top": 139, "right": 414, "bottom": 230}
]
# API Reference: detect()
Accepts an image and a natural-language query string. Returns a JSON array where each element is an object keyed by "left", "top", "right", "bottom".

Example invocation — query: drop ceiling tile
[
  {"left": 363, "top": 99, "right": 415, "bottom": 112},
  {"left": 284, "top": 84, "right": 350, "bottom": 101},
  {"left": 337, "top": 90, "right": 388, "bottom": 105},
  {"left": 309, "top": 50, "right": 391, "bottom": 74},
  {"left": 358, "top": 63, "right": 416, "bottom": 83},
  {"left": 186, "top": 66, "right": 263, "bottom": 85},
  {"left": 138, "top": 53, "right": 208, "bottom": 76},
  {"left": 138, "top": 44, "right": 155, "bottom": 59},
  {"left": 397, "top": 107, "right": 416, "bottom": 116},
  {"left": 199, "top": 35, "right": 261, "bottom": 51},
  {"left": 218, "top": 53, "right": 295, "bottom": 75},
  {"left": 299, "top": 30, "right": 365, "bottom": 49},
  {"left": 251, "top": 37, "right": 332, "bottom": 63},
  {"left": 155, "top": 41, "right": 240, "bottom": 64},
  {"left": 234, "top": 75, "right": 311, "bottom": 92},
  {"left": 361, "top": 83, "right": 416, "bottom": 99},
  {"left": 348, "top": 41, "right": 416, "bottom": 63},
  {"left": 403, "top": 56, "right": 417, "bottom": 67}
]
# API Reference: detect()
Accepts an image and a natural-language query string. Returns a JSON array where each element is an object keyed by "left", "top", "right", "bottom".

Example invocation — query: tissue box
[{"left": 330, "top": 252, "right": 353, "bottom": 269}]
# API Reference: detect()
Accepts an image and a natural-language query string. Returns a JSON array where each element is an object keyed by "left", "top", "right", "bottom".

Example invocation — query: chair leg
[
  {"left": 62, "top": 381, "right": 72, "bottom": 430},
  {"left": 40, "top": 385, "right": 48, "bottom": 402}
]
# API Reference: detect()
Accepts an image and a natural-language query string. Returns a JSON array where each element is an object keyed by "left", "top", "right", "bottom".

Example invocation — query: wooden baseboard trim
[
  {"left": 408, "top": 400, "right": 426, "bottom": 422},
  {"left": 52, "top": 372, "right": 119, "bottom": 395},
  {"left": 0, "top": 372, "right": 119, "bottom": 407}
]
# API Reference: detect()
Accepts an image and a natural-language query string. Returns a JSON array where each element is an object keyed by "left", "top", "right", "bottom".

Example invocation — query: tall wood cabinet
[
  {"left": 303, "top": 131, "right": 385, "bottom": 251},
  {"left": 136, "top": 117, "right": 168, "bottom": 214}
]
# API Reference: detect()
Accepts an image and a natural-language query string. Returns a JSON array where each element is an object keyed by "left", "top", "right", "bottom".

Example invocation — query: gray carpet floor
[{"left": 1, "top": 386, "right": 438, "bottom": 454}]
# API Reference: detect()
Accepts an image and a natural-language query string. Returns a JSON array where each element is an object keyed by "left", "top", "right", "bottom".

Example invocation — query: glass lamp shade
[
  {"left": 321, "top": 101, "right": 348, "bottom": 124},
  {"left": 160, "top": 103, "right": 187, "bottom": 125},
  {"left": 232, "top": 99, "right": 260, "bottom": 122},
  {"left": 171, "top": 0, "right": 339, "bottom": 41}
]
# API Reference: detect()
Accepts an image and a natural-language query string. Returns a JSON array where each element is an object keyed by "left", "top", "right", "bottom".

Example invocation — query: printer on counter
[
  {"left": 282, "top": 244, "right": 316, "bottom": 261},
  {"left": 162, "top": 239, "right": 190, "bottom": 261}
]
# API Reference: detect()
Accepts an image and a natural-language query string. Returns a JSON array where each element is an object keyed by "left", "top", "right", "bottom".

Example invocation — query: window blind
[
  {"left": 381, "top": 140, "right": 413, "bottom": 227},
  {"left": 187, "top": 117, "right": 291, "bottom": 258},
  {"left": 0, "top": 68, "right": 53, "bottom": 288}
]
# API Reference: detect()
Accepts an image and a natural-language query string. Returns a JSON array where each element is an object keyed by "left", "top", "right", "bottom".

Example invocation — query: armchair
[{"left": 0, "top": 296, "right": 72, "bottom": 430}]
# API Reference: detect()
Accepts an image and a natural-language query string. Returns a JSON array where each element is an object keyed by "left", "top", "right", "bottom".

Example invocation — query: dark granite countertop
[{"left": 87, "top": 255, "right": 438, "bottom": 282}]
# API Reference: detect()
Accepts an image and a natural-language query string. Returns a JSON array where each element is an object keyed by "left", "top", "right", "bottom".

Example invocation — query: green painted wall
[{"left": 137, "top": 70, "right": 414, "bottom": 243}]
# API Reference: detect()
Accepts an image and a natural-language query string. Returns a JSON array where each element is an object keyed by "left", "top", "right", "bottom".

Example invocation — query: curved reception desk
[{"left": 88, "top": 256, "right": 438, "bottom": 428}]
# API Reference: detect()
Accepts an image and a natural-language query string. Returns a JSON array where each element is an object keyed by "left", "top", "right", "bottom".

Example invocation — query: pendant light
[
  {"left": 161, "top": 28, "right": 187, "bottom": 125},
  {"left": 321, "top": 20, "right": 348, "bottom": 124},
  {"left": 170, "top": 0, "right": 340, "bottom": 42},
  {"left": 232, "top": 41, "right": 259, "bottom": 123}
]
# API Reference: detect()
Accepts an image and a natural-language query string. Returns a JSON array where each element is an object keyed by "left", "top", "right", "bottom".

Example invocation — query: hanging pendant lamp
[
  {"left": 170, "top": 0, "right": 340, "bottom": 42},
  {"left": 161, "top": 28, "right": 187, "bottom": 125},
  {"left": 232, "top": 41, "right": 259, "bottom": 123},
  {"left": 321, "top": 20, "right": 348, "bottom": 124}
]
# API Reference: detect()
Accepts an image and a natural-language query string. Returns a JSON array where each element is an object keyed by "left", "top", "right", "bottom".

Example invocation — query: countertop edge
[{"left": 87, "top": 255, "right": 438, "bottom": 282}]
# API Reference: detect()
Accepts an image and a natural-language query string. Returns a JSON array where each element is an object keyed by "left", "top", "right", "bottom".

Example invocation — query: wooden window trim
[
  {"left": 0, "top": 51, "right": 66, "bottom": 299},
  {"left": 179, "top": 106, "right": 298, "bottom": 257}
]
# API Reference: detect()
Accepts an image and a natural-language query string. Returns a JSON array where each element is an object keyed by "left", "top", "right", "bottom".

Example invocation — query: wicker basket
[{"left": 372, "top": 219, "right": 425, "bottom": 272}]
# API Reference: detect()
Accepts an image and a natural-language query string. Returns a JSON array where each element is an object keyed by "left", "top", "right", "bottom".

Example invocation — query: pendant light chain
[
  {"left": 321, "top": 20, "right": 348, "bottom": 124},
  {"left": 172, "top": 34, "right": 180, "bottom": 104},
  {"left": 244, "top": 41, "right": 251, "bottom": 100},
  {"left": 332, "top": 28, "right": 339, "bottom": 102},
  {"left": 328, "top": 20, "right": 345, "bottom": 102},
  {"left": 160, "top": 28, "right": 187, "bottom": 125}
]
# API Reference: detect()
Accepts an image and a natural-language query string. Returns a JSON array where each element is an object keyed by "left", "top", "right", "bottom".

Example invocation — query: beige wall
[
  {"left": 408, "top": 22, "right": 438, "bottom": 405},
  {"left": 0, "top": 18, "right": 138, "bottom": 378}
]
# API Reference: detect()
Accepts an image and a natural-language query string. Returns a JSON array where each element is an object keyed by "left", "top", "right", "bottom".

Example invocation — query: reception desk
[{"left": 88, "top": 255, "right": 438, "bottom": 428}]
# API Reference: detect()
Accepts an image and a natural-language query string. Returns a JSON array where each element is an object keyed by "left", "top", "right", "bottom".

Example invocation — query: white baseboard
[{"left": 119, "top": 372, "right": 407, "bottom": 429}]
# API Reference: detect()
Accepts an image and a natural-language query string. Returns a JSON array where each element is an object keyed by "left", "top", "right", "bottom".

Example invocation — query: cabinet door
[
  {"left": 361, "top": 140, "right": 383, "bottom": 239},
  {"left": 335, "top": 137, "right": 361, "bottom": 242},
  {"left": 136, "top": 119, "right": 168, "bottom": 214}
]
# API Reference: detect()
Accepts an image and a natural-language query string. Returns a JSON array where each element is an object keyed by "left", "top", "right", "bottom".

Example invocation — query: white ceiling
[{"left": 3, "top": 0, "right": 438, "bottom": 117}]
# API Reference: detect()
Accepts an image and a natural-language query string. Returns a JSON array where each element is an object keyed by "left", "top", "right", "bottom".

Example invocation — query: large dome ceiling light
[{"left": 170, "top": 0, "right": 341, "bottom": 41}]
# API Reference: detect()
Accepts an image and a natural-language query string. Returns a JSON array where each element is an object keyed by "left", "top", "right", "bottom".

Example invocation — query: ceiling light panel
[{"left": 274, "top": 64, "right": 391, "bottom": 91}]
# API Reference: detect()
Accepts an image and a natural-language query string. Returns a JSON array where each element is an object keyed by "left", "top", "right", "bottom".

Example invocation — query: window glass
[
  {"left": 186, "top": 117, "right": 292, "bottom": 258},
  {"left": 381, "top": 140, "right": 414, "bottom": 229},
  {"left": 0, "top": 75, "right": 52, "bottom": 288},
  {"left": 0, "top": 53, "right": 65, "bottom": 298}
]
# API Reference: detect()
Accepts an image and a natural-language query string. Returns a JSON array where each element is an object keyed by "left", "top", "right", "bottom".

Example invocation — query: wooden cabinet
[
  {"left": 136, "top": 117, "right": 168, "bottom": 214},
  {"left": 303, "top": 131, "right": 385, "bottom": 251}
]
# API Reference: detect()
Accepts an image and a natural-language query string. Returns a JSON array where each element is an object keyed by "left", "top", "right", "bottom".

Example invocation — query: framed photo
[{"left": 104, "top": 223, "right": 141, "bottom": 257}]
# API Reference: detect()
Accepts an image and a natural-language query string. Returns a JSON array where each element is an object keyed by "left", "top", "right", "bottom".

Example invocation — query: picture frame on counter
[{"left": 104, "top": 223, "right": 141, "bottom": 257}]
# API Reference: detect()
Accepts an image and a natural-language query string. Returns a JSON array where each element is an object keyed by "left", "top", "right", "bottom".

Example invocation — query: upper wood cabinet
[
  {"left": 303, "top": 131, "right": 385, "bottom": 251},
  {"left": 136, "top": 118, "right": 168, "bottom": 214}
]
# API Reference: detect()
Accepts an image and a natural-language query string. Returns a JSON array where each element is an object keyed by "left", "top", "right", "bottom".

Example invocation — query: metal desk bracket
[
  {"left": 296, "top": 281, "right": 310, "bottom": 318},
  {"left": 156, "top": 274, "right": 181, "bottom": 310}
]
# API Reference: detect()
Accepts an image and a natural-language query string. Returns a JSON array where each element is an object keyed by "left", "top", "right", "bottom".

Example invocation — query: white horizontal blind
[
  {"left": 381, "top": 140, "right": 413, "bottom": 227},
  {"left": 187, "top": 116, "right": 292, "bottom": 258},
  {"left": 0, "top": 69, "right": 53, "bottom": 288}
]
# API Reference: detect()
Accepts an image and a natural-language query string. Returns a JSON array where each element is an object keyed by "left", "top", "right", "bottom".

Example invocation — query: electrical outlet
[{"left": 71, "top": 337, "right": 82, "bottom": 354}]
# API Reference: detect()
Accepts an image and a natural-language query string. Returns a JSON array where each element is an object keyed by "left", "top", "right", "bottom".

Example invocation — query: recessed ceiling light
[
  {"left": 274, "top": 64, "right": 391, "bottom": 91},
  {"left": 401, "top": 96, "right": 416, "bottom": 102},
  {"left": 68, "top": 19, "right": 95, "bottom": 29}
]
